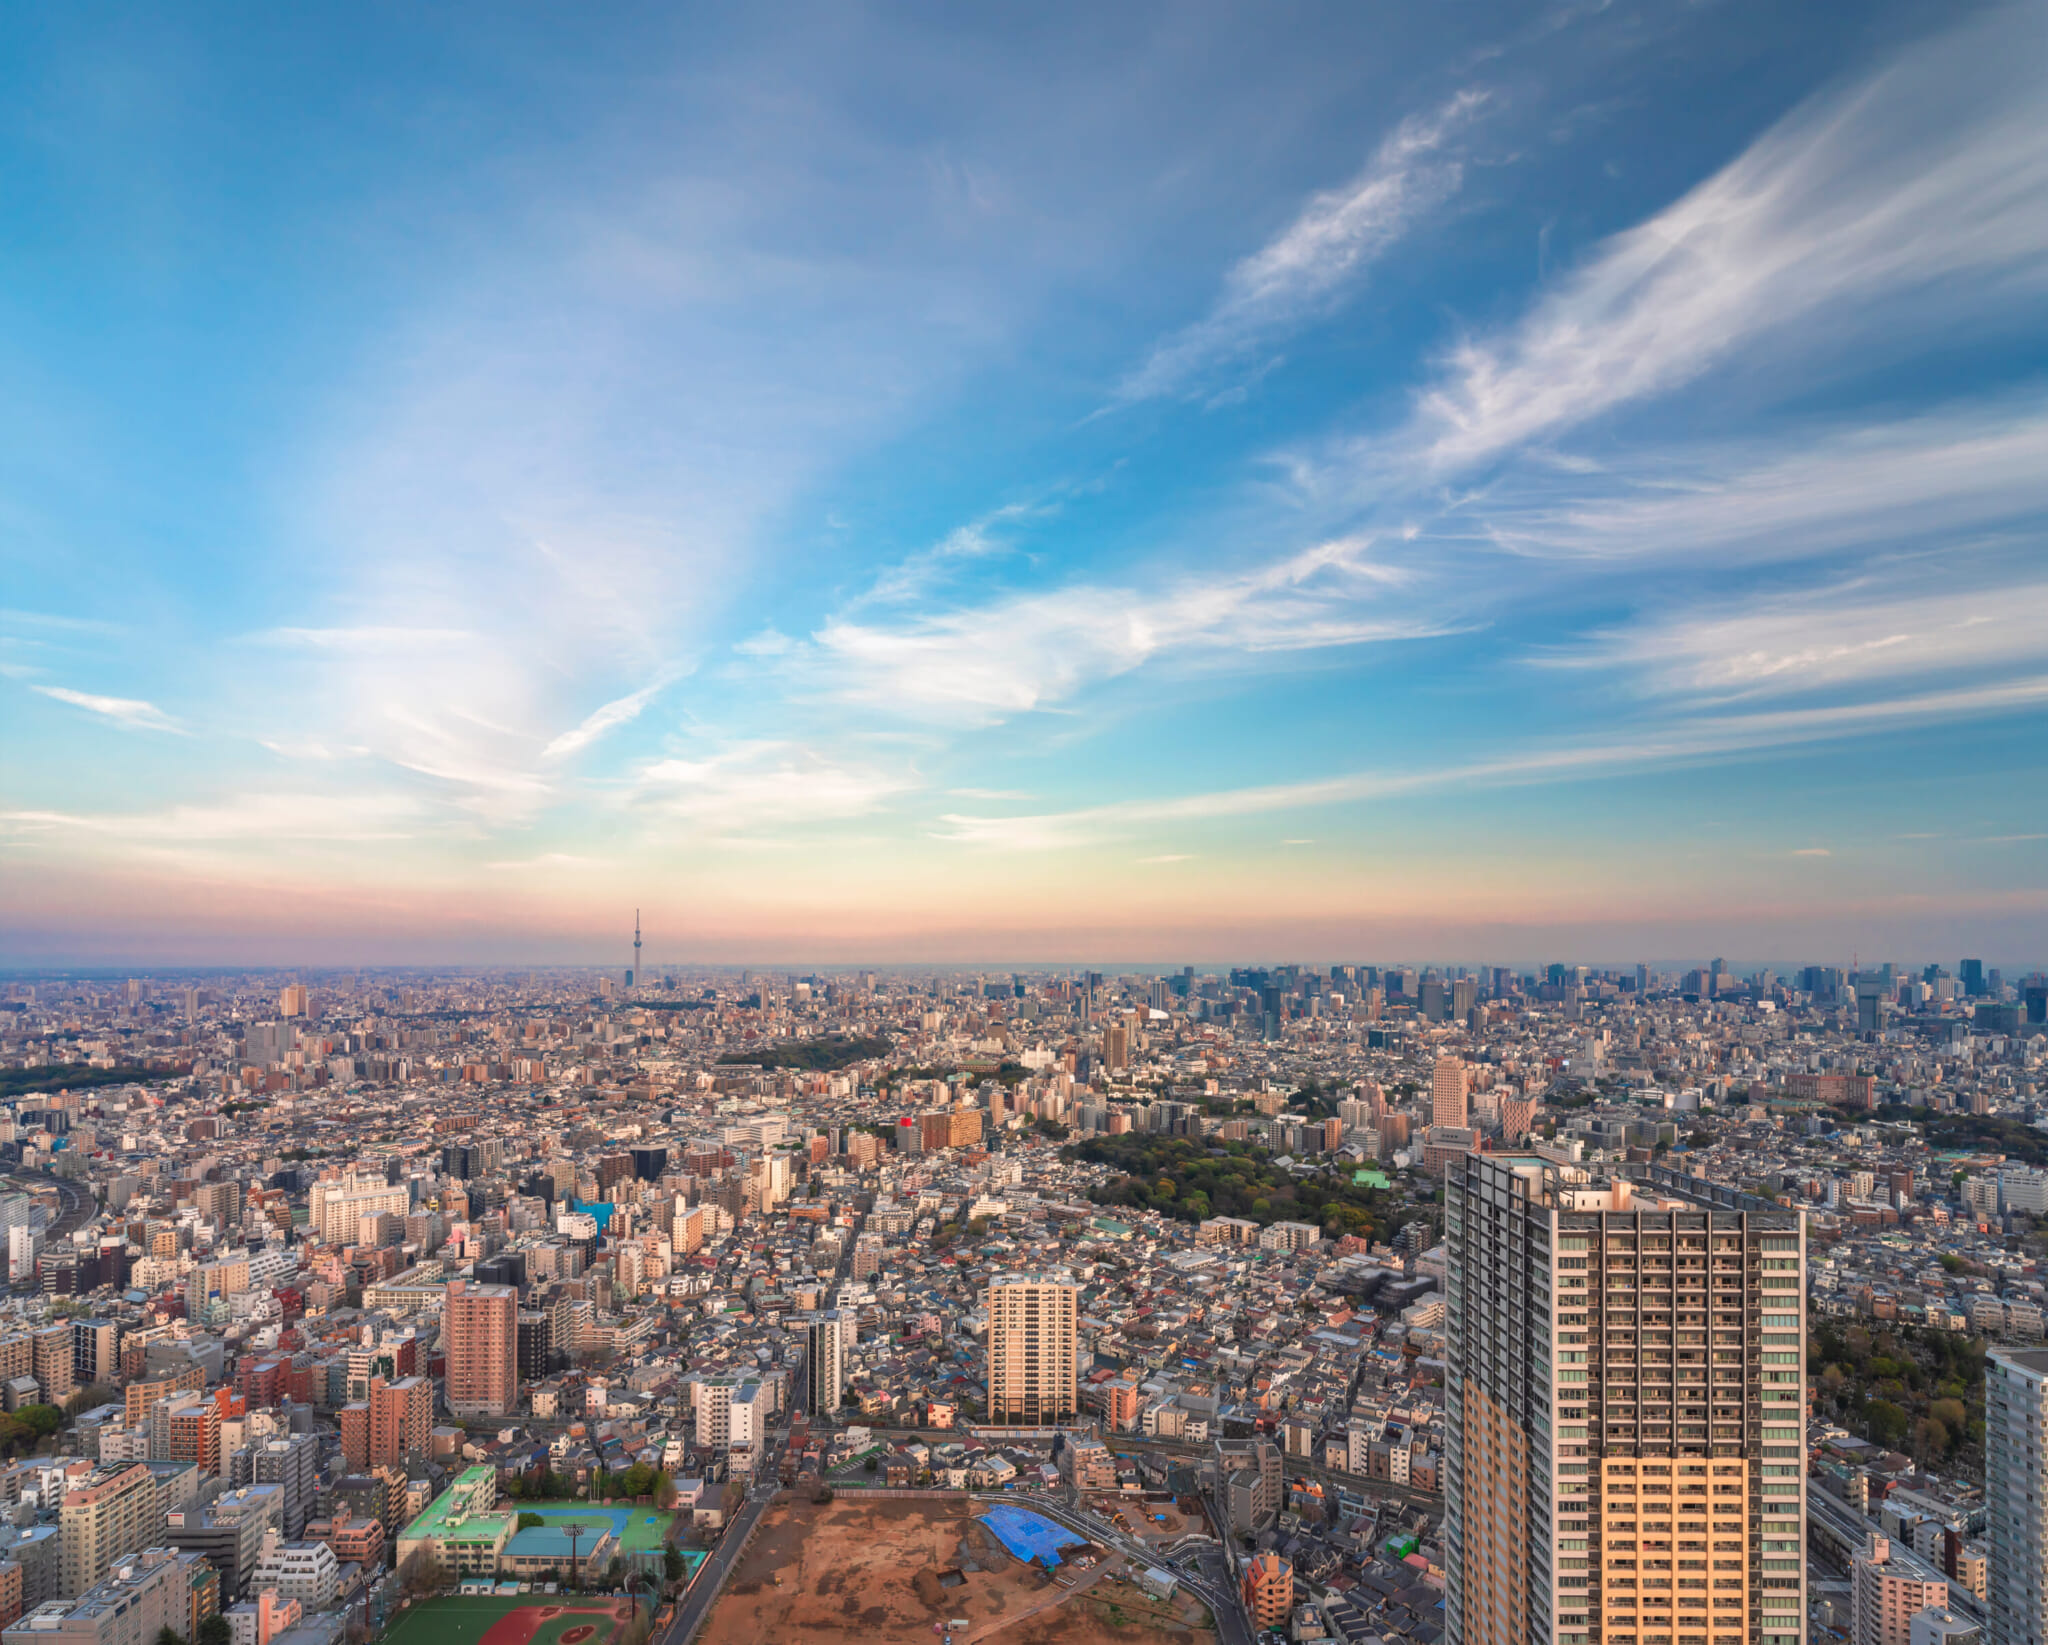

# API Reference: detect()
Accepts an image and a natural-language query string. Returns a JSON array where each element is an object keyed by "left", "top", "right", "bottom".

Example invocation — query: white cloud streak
[
  {"left": 30, "top": 685, "right": 183, "bottom": 733},
  {"left": 1112, "top": 90, "right": 1488, "bottom": 407},
  {"left": 1560, "top": 580, "right": 2048, "bottom": 703},
  {"left": 935, "top": 674, "right": 2048, "bottom": 849},
  {"left": 627, "top": 741, "right": 910, "bottom": 835},
  {"left": 1481, "top": 401, "right": 2048, "bottom": 564},
  {"left": 542, "top": 678, "right": 672, "bottom": 759},
  {"left": 1, "top": 791, "right": 423, "bottom": 843},
  {"left": 1415, "top": 6, "right": 2048, "bottom": 469},
  {"left": 815, "top": 534, "right": 1437, "bottom": 720}
]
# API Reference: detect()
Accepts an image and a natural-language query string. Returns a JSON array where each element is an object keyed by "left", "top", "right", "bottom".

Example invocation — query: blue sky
[{"left": 4, "top": 1, "right": 2047, "bottom": 967}]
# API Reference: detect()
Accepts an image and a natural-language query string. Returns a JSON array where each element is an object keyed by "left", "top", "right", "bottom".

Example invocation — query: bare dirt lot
[
  {"left": 1084, "top": 1496, "right": 1209, "bottom": 1547},
  {"left": 697, "top": 1496, "right": 1217, "bottom": 1645}
]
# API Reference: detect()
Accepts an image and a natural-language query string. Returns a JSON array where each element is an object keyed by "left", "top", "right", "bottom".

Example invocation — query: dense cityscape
[
  {"left": 0, "top": 956, "right": 2039, "bottom": 1645},
  {"left": 5, "top": 4, "right": 2044, "bottom": 1645}
]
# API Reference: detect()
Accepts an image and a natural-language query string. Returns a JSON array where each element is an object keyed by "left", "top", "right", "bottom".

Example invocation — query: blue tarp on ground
[{"left": 979, "top": 1506, "right": 1086, "bottom": 1567}]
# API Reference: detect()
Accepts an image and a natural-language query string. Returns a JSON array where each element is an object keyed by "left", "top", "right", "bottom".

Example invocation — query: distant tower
[{"left": 631, "top": 909, "right": 642, "bottom": 988}]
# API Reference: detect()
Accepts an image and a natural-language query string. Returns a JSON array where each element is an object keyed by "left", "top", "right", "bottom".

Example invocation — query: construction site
[{"left": 695, "top": 1494, "right": 1219, "bottom": 1645}]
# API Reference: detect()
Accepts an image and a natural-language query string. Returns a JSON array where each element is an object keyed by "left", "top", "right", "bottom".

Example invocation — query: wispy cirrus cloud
[
  {"left": 1109, "top": 89, "right": 1489, "bottom": 408},
  {"left": 1413, "top": 6, "right": 2048, "bottom": 470},
  {"left": 30, "top": 685, "right": 183, "bottom": 733},
  {"left": 542, "top": 675, "right": 677, "bottom": 759},
  {"left": 1554, "top": 579, "right": 2048, "bottom": 704},
  {"left": 935, "top": 674, "right": 2048, "bottom": 850},
  {"left": 627, "top": 740, "right": 911, "bottom": 836},
  {"left": 854, "top": 500, "right": 1049, "bottom": 608},
  {"left": 1478, "top": 400, "right": 2048, "bottom": 565},
  {"left": 1, "top": 791, "right": 422, "bottom": 843},
  {"left": 814, "top": 534, "right": 1438, "bottom": 721}
]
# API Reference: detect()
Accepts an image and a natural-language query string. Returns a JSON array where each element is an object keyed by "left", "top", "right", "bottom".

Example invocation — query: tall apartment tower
[
  {"left": 443, "top": 1280, "right": 518, "bottom": 1417},
  {"left": 59, "top": 1463, "right": 160, "bottom": 1597},
  {"left": 1444, "top": 1155, "right": 1806, "bottom": 1645},
  {"left": 807, "top": 1311, "right": 846, "bottom": 1415},
  {"left": 986, "top": 1274, "right": 1079, "bottom": 1426},
  {"left": 1434, "top": 1056, "right": 1470, "bottom": 1128},
  {"left": 1987, "top": 1349, "right": 2048, "bottom": 1645},
  {"left": 367, "top": 1375, "right": 433, "bottom": 1468}
]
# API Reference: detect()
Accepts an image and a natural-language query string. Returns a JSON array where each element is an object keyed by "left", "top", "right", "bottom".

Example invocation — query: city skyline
[{"left": 4, "top": 2, "right": 2047, "bottom": 964}]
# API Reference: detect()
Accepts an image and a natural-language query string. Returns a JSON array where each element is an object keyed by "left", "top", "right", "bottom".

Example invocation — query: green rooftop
[{"left": 400, "top": 1465, "right": 508, "bottom": 1542}]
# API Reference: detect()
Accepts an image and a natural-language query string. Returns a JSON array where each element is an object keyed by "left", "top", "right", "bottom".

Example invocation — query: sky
[{"left": 3, "top": 1, "right": 2047, "bottom": 969}]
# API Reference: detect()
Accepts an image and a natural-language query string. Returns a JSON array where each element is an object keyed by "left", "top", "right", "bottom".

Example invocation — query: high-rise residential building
[
  {"left": 807, "top": 1312, "right": 846, "bottom": 1416},
  {"left": 695, "top": 1378, "right": 736, "bottom": 1448},
  {"left": 31, "top": 1326, "right": 74, "bottom": 1405},
  {"left": 70, "top": 1321, "right": 120, "bottom": 1391},
  {"left": 1103, "top": 1020, "right": 1130, "bottom": 1072},
  {"left": 1434, "top": 1056, "right": 1470, "bottom": 1128},
  {"left": 360, "top": 1376, "right": 432, "bottom": 1466},
  {"left": 308, "top": 1172, "right": 409, "bottom": 1246},
  {"left": 153, "top": 1393, "right": 222, "bottom": 1477},
  {"left": 1851, "top": 1532, "right": 1952, "bottom": 1645},
  {"left": 59, "top": 1464, "right": 161, "bottom": 1597},
  {"left": 184, "top": 1257, "right": 250, "bottom": 1323},
  {"left": 1444, "top": 1155, "right": 1806, "bottom": 1645},
  {"left": 442, "top": 1281, "right": 517, "bottom": 1418},
  {"left": 1986, "top": 1349, "right": 2048, "bottom": 1645},
  {"left": 1218, "top": 1437, "right": 1282, "bottom": 1534},
  {"left": 986, "top": 1274, "right": 1078, "bottom": 1426},
  {"left": 252, "top": 1434, "right": 320, "bottom": 1539},
  {"left": 1242, "top": 1552, "right": 1295, "bottom": 1630},
  {"left": 278, "top": 984, "right": 308, "bottom": 1017}
]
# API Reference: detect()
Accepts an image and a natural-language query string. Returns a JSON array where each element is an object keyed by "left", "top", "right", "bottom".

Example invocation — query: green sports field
[
  {"left": 516, "top": 1502, "right": 676, "bottom": 1553},
  {"left": 381, "top": 1595, "right": 638, "bottom": 1645}
]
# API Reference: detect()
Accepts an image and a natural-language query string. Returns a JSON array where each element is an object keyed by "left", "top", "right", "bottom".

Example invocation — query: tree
[
  {"left": 13, "top": 1405, "right": 60, "bottom": 1439},
  {"left": 663, "top": 1546, "right": 687, "bottom": 1582},
  {"left": 197, "top": 1617, "right": 231, "bottom": 1645},
  {"left": 518, "top": 1512, "right": 545, "bottom": 1531},
  {"left": 156, "top": 1628, "right": 187, "bottom": 1645}
]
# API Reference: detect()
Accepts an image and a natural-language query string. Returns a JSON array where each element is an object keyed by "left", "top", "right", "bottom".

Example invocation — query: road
[
  {"left": 659, "top": 1471, "right": 778, "bottom": 1645},
  {"left": 1006, "top": 1492, "right": 1250, "bottom": 1645},
  {"left": 661, "top": 1343, "right": 804, "bottom": 1645},
  {"left": 855, "top": 1423, "right": 1443, "bottom": 1515}
]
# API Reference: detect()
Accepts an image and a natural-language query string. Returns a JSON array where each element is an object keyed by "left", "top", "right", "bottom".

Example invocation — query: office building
[
  {"left": 1434, "top": 1056, "right": 1470, "bottom": 1128},
  {"left": 986, "top": 1274, "right": 1078, "bottom": 1426},
  {"left": 1987, "top": 1349, "right": 2048, "bottom": 1645},
  {"left": 443, "top": 1281, "right": 517, "bottom": 1418},
  {"left": 1444, "top": 1155, "right": 1806, "bottom": 1645}
]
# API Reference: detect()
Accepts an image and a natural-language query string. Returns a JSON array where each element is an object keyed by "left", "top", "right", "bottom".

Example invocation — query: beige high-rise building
[
  {"left": 32, "top": 1324, "right": 74, "bottom": 1404},
  {"left": 59, "top": 1463, "right": 161, "bottom": 1597},
  {"left": 1445, "top": 1155, "right": 1806, "bottom": 1645},
  {"left": 986, "top": 1273, "right": 1078, "bottom": 1426},
  {"left": 308, "top": 1172, "right": 409, "bottom": 1246},
  {"left": 443, "top": 1281, "right": 518, "bottom": 1418},
  {"left": 1433, "top": 1056, "right": 1470, "bottom": 1128}
]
